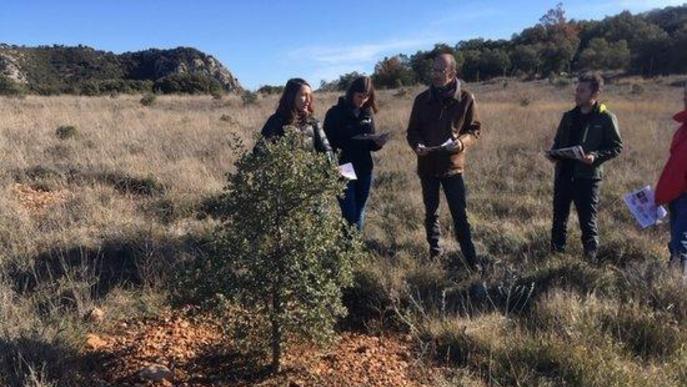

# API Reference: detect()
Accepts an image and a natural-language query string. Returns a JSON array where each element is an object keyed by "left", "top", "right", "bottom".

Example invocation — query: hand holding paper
[
  {"left": 548, "top": 145, "right": 586, "bottom": 161},
  {"left": 338, "top": 163, "right": 357, "bottom": 180},
  {"left": 415, "top": 144, "right": 429, "bottom": 156},
  {"left": 420, "top": 138, "right": 462, "bottom": 153}
]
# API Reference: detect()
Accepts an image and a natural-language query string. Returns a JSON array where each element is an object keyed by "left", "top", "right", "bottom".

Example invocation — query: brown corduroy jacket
[{"left": 406, "top": 81, "right": 481, "bottom": 177}]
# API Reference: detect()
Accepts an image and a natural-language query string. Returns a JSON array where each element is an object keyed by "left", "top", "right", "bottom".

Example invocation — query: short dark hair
[
  {"left": 578, "top": 72, "right": 604, "bottom": 94},
  {"left": 345, "top": 76, "right": 378, "bottom": 113}
]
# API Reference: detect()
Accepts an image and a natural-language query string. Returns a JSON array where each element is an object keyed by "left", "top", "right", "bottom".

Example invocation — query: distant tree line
[{"left": 321, "top": 4, "right": 687, "bottom": 90}]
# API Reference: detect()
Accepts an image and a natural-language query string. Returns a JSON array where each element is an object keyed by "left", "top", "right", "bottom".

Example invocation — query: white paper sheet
[
  {"left": 418, "top": 138, "right": 458, "bottom": 153},
  {"left": 623, "top": 185, "right": 668, "bottom": 229},
  {"left": 338, "top": 163, "right": 357, "bottom": 180}
]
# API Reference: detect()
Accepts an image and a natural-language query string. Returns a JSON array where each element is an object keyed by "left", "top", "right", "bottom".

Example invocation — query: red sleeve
[{"left": 656, "top": 147, "right": 687, "bottom": 205}]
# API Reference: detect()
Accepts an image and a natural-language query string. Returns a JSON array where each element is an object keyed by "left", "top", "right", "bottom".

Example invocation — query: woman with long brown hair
[
  {"left": 260, "top": 78, "right": 332, "bottom": 157},
  {"left": 324, "top": 76, "right": 387, "bottom": 231}
]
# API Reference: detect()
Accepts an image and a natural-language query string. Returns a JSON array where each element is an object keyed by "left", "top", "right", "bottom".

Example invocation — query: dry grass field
[{"left": 1, "top": 77, "right": 687, "bottom": 386}]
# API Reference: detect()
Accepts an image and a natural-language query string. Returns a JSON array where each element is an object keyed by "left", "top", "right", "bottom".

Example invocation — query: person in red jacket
[{"left": 655, "top": 84, "right": 687, "bottom": 272}]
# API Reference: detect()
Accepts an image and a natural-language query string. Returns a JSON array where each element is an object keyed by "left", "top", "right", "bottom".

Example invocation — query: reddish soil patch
[{"left": 84, "top": 310, "right": 436, "bottom": 386}]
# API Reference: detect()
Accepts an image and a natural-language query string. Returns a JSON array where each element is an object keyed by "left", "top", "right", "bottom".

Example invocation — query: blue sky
[{"left": 1, "top": 1, "right": 683, "bottom": 89}]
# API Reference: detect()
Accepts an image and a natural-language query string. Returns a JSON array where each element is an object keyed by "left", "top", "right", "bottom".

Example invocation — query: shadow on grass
[
  {"left": 0, "top": 336, "right": 106, "bottom": 387},
  {"left": 15, "top": 164, "right": 167, "bottom": 196},
  {"left": 8, "top": 232, "right": 213, "bottom": 305}
]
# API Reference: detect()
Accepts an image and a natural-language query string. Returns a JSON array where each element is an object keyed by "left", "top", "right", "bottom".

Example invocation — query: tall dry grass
[{"left": 0, "top": 77, "right": 686, "bottom": 385}]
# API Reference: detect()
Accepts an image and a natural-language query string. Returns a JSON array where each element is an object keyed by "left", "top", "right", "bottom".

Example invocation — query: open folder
[{"left": 548, "top": 145, "right": 586, "bottom": 161}]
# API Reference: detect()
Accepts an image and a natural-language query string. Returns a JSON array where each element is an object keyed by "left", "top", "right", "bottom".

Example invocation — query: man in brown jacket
[{"left": 406, "top": 53, "right": 481, "bottom": 270}]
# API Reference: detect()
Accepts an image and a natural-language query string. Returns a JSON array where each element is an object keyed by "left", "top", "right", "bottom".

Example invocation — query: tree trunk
[
  {"left": 271, "top": 288, "right": 282, "bottom": 373},
  {"left": 271, "top": 230, "right": 285, "bottom": 374}
]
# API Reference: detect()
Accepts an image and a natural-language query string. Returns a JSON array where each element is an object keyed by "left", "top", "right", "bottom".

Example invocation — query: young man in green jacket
[{"left": 547, "top": 73, "right": 623, "bottom": 260}]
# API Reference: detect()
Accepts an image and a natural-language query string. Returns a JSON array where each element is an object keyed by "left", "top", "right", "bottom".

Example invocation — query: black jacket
[
  {"left": 259, "top": 112, "right": 333, "bottom": 157},
  {"left": 323, "top": 97, "right": 382, "bottom": 175},
  {"left": 551, "top": 103, "right": 623, "bottom": 179}
]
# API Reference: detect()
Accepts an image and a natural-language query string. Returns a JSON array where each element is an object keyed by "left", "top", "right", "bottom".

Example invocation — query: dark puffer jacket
[{"left": 323, "top": 97, "right": 382, "bottom": 175}]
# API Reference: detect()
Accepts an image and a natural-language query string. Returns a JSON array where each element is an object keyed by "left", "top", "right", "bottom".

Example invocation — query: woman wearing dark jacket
[
  {"left": 260, "top": 78, "right": 333, "bottom": 158},
  {"left": 324, "top": 76, "right": 387, "bottom": 231}
]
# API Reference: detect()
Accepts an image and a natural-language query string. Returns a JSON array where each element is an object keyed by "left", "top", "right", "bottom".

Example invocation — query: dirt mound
[
  {"left": 11, "top": 183, "right": 69, "bottom": 212},
  {"left": 84, "top": 310, "right": 434, "bottom": 386}
]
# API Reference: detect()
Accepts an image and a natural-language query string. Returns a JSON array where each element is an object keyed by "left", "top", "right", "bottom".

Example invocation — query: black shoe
[
  {"left": 429, "top": 248, "right": 444, "bottom": 260},
  {"left": 585, "top": 249, "right": 599, "bottom": 263},
  {"left": 551, "top": 245, "right": 565, "bottom": 254}
]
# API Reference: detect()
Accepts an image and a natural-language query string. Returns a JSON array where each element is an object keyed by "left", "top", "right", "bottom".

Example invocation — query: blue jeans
[
  {"left": 669, "top": 192, "right": 687, "bottom": 260},
  {"left": 339, "top": 172, "right": 372, "bottom": 231}
]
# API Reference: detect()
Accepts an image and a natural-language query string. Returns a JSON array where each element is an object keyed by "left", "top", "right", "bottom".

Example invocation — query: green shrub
[
  {"left": 140, "top": 93, "right": 156, "bottom": 106},
  {"left": 241, "top": 91, "right": 258, "bottom": 105},
  {"left": 630, "top": 83, "right": 645, "bottom": 95},
  {"left": 210, "top": 89, "right": 223, "bottom": 100},
  {"left": 153, "top": 73, "right": 223, "bottom": 95},
  {"left": 203, "top": 130, "right": 366, "bottom": 372},
  {"left": 257, "top": 85, "right": 284, "bottom": 95},
  {"left": 102, "top": 171, "right": 165, "bottom": 196},
  {"left": 0, "top": 75, "right": 26, "bottom": 96},
  {"left": 55, "top": 125, "right": 77, "bottom": 140},
  {"left": 393, "top": 88, "right": 409, "bottom": 98},
  {"left": 219, "top": 114, "right": 236, "bottom": 124},
  {"left": 550, "top": 76, "right": 572, "bottom": 88}
]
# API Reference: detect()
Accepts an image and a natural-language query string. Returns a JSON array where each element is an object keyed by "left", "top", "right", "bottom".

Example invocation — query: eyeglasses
[{"left": 432, "top": 68, "right": 452, "bottom": 75}]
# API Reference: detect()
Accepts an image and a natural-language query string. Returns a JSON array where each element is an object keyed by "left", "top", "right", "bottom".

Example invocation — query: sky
[{"left": 1, "top": 1, "right": 684, "bottom": 90}]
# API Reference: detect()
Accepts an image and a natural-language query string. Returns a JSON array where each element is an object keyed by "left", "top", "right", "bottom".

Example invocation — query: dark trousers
[
  {"left": 420, "top": 173, "right": 477, "bottom": 265},
  {"left": 551, "top": 175, "right": 601, "bottom": 253},
  {"left": 339, "top": 172, "right": 372, "bottom": 231}
]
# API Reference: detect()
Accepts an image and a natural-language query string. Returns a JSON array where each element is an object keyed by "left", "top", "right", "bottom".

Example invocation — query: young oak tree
[{"left": 212, "top": 128, "right": 365, "bottom": 372}]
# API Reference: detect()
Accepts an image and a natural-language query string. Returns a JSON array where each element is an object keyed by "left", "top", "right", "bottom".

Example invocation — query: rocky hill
[{"left": 0, "top": 44, "right": 242, "bottom": 95}]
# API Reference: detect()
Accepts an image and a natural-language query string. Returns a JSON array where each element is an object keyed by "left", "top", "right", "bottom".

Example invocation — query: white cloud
[
  {"left": 290, "top": 38, "right": 435, "bottom": 65},
  {"left": 289, "top": 36, "right": 442, "bottom": 84},
  {"left": 284, "top": 6, "right": 498, "bottom": 85}
]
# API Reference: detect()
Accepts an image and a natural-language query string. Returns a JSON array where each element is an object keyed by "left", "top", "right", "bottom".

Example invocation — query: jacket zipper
[{"left": 581, "top": 123, "right": 590, "bottom": 147}]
